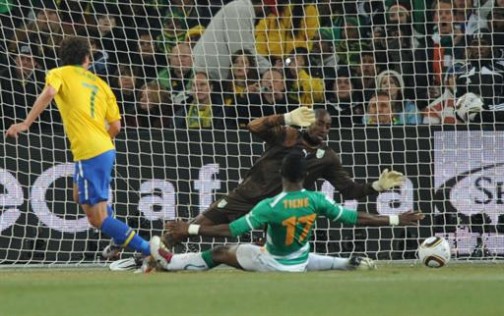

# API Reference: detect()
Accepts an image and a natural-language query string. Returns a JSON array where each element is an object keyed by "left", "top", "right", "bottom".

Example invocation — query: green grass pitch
[{"left": 1, "top": 264, "right": 504, "bottom": 316}]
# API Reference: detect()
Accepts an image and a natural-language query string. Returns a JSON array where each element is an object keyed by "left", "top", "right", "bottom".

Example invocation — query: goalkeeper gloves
[
  {"left": 455, "top": 92, "right": 483, "bottom": 123},
  {"left": 372, "top": 169, "right": 405, "bottom": 192},
  {"left": 284, "top": 107, "right": 316, "bottom": 127}
]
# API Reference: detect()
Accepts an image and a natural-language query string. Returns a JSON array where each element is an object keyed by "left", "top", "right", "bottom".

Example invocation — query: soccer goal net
[{"left": 1, "top": 0, "right": 503, "bottom": 265}]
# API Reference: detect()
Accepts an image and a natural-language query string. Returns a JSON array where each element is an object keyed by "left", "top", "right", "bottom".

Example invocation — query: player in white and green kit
[
  {"left": 149, "top": 152, "right": 424, "bottom": 272},
  {"left": 226, "top": 189, "right": 358, "bottom": 270}
]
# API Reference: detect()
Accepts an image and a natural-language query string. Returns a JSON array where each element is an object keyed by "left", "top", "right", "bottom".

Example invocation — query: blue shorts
[{"left": 74, "top": 150, "right": 115, "bottom": 206}]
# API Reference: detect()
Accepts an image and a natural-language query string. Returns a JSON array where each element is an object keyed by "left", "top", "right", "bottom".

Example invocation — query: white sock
[
  {"left": 166, "top": 253, "right": 209, "bottom": 271},
  {"left": 306, "top": 253, "right": 350, "bottom": 271}
]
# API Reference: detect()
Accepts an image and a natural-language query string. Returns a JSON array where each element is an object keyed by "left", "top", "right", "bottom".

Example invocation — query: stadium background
[{"left": 1, "top": 0, "right": 504, "bottom": 265}]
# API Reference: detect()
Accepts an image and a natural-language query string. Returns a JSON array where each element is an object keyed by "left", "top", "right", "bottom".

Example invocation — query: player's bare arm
[
  {"left": 166, "top": 209, "right": 424, "bottom": 242},
  {"left": 247, "top": 114, "right": 287, "bottom": 142},
  {"left": 107, "top": 120, "right": 121, "bottom": 139},
  {"left": 357, "top": 210, "right": 425, "bottom": 226},
  {"left": 5, "top": 85, "right": 57, "bottom": 138},
  {"left": 247, "top": 107, "right": 315, "bottom": 144},
  {"left": 165, "top": 221, "right": 233, "bottom": 240}
]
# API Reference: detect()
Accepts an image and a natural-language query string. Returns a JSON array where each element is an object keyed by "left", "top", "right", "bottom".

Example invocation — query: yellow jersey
[{"left": 45, "top": 66, "right": 121, "bottom": 161}]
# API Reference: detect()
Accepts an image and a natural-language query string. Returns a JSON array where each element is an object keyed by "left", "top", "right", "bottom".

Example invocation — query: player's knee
[
  {"left": 86, "top": 212, "right": 103, "bottom": 228},
  {"left": 72, "top": 187, "right": 79, "bottom": 204},
  {"left": 83, "top": 205, "right": 107, "bottom": 228},
  {"left": 212, "top": 246, "right": 232, "bottom": 263}
]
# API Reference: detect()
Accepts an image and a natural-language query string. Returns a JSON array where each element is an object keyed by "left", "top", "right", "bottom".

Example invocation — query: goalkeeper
[
  {"left": 165, "top": 107, "right": 405, "bottom": 246},
  {"left": 5, "top": 36, "right": 151, "bottom": 258},
  {"left": 149, "top": 152, "right": 423, "bottom": 272}
]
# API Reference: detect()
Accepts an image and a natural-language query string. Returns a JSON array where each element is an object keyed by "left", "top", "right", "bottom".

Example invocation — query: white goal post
[{"left": 1, "top": 0, "right": 503, "bottom": 265}]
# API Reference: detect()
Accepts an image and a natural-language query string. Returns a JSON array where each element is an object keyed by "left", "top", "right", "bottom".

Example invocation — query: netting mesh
[{"left": 1, "top": 0, "right": 504, "bottom": 265}]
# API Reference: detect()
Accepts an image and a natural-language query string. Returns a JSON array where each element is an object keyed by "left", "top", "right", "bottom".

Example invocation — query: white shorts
[{"left": 235, "top": 244, "right": 307, "bottom": 272}]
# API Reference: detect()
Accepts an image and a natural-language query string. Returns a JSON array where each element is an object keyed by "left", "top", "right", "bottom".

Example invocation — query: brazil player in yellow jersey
[
  {"left": 149, "top": 152, "right": 424, "bottom": 272},
  {"left": 6, "top": 36, "right": 151, "bottom": 258}
]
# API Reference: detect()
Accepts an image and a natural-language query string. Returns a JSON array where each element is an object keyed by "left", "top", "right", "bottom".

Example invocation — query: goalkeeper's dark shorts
[{"left": 202, "top": 195, "right": 254, "bottom": 225}]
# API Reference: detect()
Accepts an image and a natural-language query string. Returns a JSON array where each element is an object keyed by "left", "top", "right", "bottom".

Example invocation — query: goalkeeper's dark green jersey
[{"left": 229, "top": 189, "right": 358, "bottom": 265}]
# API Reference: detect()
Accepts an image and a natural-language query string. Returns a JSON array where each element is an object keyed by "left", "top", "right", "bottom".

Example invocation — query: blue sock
[
  {"left": 105, "top": 206, "right": 117, "bottom": 251},
  {"left": 100, "top": 217, "right": 150, "bottom": 256}
]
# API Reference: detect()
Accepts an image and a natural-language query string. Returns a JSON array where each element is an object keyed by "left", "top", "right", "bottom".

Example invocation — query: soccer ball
[
  {"left": 455, "top": 92, "right": 484, "bottom": 122},
  {"left": 417, "top": 236, "right": 451, "bottom": 268}
]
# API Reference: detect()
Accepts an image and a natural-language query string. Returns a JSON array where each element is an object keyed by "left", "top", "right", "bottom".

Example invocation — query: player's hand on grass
[
  {"left": 165, "top": 220, "right": 190, "bottom": 241},
  {"left": 284, "top": 107, "right": 315, "bottom": 127},
  {"left": 372, "top": 169, "right": 405, "bottom": 192},
  {"left": 5, "top": 122, "right": 29, "bottom": 138},
  {"left": 398, "top": 210, "right": 425, "bottom": 225}
]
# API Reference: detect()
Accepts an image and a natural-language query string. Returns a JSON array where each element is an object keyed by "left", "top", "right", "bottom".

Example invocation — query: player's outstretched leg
[
  {"left": 306, "top": 253, "right": 376, "bottom": 271},
  {"left": 150, "top": 236, "right": 231, "bottom": 271},
  {"left": 100, "top": 216, "right": 151, "bottom": 256},
  {"left": 73, "top": 155, "right": 151, "bottom": 258},
  {"left": 83, "top": 202, "right": 151, "bottom": 256},
  {"left": 101, "top": 205, "right": 123, "bottom": 259}
]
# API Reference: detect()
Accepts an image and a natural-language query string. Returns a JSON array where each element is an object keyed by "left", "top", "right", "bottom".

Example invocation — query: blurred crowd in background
[{"left": 1, "top": 0, "right": 503, "bottom": 131}]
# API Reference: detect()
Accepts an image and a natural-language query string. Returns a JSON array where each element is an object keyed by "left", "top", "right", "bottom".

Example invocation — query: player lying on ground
[
  {"left": 5, "top": 36, "right": 150, "bottom": 258},
  {"left": 150, "top": 152, "right": 424, "bottom": 272},
  {"left": 164, "top": 107, "right": 405, "bottom": 247}
]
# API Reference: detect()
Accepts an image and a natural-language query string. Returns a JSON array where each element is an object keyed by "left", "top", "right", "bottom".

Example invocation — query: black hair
[
  {"left": 137, "top": 28, "right": 153, "bottom": 38},
  {"left": 314, "top": 108, "right": 329, "bottom": 118},
  {"left": 359, "top": 49, "right": 375, "bottom": 60},
  {"left": 289, "top": 47, "right": 310, "bottom": 68},
  {"left": 58, "top": 36, "right": 90, "bottom": 66},
  {"left": 222, "top": 49, "right": 259, "bottom": 94},
  {"left": 280, "top": 151, "right": 307, "bottom": 182},
  {"left": 285, "top": 47, "right": 312, "bottom": 82},
  {"left": 371, "top": 90, "right": 391, "bottom": 100},
  {"left": 262, "top": 68, "right": 284, "bottom": 79},
  {"left": 194, "top": 71, "right": 212, "bottom": 86},
  {"left": 291, "top": 4, "right": 304, "bottom": 32}
]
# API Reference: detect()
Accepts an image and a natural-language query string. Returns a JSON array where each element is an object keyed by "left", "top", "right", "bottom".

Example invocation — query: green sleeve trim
[
  {"left": 336, "top": 207, "right": 358, "bottom": 225},
  {"left": 229, "top": 216, "right": 252, "bottom": 237},
  {"left": 201, "top": 250, "right": 217, "bottom": 268}
]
